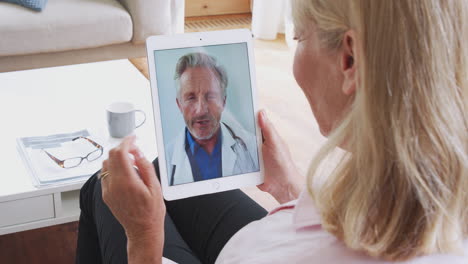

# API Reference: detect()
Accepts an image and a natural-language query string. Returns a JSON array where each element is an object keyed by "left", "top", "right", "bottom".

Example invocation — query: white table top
[{"left": 0, "top": 60, "right": 158, "bottom": 202}]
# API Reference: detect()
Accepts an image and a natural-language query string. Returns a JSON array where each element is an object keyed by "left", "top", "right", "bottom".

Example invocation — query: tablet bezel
[{"left": 146, "top": 29, "right": 264, "bottom": 200}]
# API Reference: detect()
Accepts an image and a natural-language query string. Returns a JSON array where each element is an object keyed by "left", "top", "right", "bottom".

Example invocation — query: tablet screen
[{"left": 153, "top": 43, "right": 260, "bottom": 186}]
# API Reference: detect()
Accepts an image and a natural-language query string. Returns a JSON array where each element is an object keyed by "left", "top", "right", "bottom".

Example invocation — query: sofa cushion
[
  {"left": 1, "top": 0, "right": 48, "bottom": 11},
  {"left": 0, "top": 0, "right": 133, "bottom": 56}
]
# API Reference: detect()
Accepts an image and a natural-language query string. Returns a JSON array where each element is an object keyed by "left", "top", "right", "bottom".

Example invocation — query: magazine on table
[{"left": 17, "top": 129, "right": 108, "bottom": 187}]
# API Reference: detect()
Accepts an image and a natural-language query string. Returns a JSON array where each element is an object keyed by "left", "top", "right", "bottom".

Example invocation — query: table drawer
[{"left": 0, "top": 195, "right": 55, "bottom": 228}]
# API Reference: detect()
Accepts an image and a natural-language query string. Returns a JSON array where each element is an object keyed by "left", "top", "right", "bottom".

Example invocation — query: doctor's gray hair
[{"left": 174, "top": 52, "right": 228, "bottom": 99}]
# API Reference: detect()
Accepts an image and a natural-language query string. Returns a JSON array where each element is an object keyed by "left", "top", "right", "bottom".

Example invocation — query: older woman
[{"left": 76, "top": 0, "right": 467, "bottom": 263}]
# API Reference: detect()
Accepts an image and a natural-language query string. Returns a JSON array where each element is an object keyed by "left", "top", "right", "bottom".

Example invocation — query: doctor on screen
[{"left": 166, "top": 52, "right": 259, "bottom": 185}]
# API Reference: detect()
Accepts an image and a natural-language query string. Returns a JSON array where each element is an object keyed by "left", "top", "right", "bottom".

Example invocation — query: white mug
[{"left": 106, "top": 102, "right": 146, "bottom": 138}]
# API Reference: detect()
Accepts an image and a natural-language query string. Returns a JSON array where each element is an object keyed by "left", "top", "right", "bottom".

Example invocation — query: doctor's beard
[{"left": 186, "top": 114, "right": 220, "bottom": 141}]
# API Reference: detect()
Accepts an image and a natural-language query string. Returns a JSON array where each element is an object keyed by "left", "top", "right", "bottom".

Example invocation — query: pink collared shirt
[{"left": 215, "top": 190, "right": 468, "bottom": 263}]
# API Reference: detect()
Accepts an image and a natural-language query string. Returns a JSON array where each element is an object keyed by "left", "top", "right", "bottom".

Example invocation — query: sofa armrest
[{"left": 117, "top": 0, "right": 172, "bottom": 44}]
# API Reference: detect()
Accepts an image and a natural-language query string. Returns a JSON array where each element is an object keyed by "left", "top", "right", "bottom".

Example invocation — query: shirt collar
[
  {"left": 185, "top": 128, "right": 198, "bottom": 154},
  {"left": 185, "top": 128, "right": 222, "bottom": 155},
  {"left": 293, "top": 189, "right": 322, "bottom": 231}
]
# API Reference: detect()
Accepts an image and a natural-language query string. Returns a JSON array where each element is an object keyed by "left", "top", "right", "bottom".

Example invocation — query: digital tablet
[{"left": 146, "top": 29, "right": 264, "bottom": 200}]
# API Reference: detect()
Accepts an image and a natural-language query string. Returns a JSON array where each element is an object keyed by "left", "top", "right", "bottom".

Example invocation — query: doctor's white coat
[{"left": 165, "top": 122, "right": 259, "bottom": 185}]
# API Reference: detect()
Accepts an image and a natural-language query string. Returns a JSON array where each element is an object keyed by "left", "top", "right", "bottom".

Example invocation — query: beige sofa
[{"left": 0, "top": 0, "right": 184, "bottom": 72}]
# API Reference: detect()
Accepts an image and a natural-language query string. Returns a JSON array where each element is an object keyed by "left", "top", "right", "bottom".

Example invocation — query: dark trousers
[{"left": 75, "top": 158, "right": 267, "bottom": 264}]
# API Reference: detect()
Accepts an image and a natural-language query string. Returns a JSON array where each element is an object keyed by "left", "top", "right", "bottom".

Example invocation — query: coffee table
[{"left": 0, "top": 60, "right": 157, "bottom": 235}]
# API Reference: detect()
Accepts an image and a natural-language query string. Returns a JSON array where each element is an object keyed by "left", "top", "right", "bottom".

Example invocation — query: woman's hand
[
  {"left": 257, "top": 110, "right": 303, "bottom": 204},
  {"left": 101, "top": 135, "right": 165, "bottom": 264}
]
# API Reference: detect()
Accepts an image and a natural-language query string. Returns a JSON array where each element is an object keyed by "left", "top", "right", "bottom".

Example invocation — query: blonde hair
[{"left": 293, "top": 0, "right": 468, "bottom": 261}]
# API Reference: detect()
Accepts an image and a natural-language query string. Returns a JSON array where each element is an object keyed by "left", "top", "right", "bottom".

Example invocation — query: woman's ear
[{"left": 341, "top": 30, "right": 358, "bottom": 95}]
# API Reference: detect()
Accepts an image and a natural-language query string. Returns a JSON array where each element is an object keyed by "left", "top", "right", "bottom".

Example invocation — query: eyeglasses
[{"left": 43, "top": 137, "right": 104, "bottom": 169}]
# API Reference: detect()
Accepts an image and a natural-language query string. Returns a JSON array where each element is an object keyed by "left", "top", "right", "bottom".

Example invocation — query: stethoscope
[
  {"left": 169, "top": 123, "right": 251, "bottom": 185},
  {"left": 222, "top": 122, "right": 249, "bottom": 153}
]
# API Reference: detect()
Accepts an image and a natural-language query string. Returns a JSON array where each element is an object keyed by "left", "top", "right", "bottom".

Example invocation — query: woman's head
[
  {"left": 292, "top": 1, "right": 358, "bottom": 136},
  {"left": 293, "top": 22, "right": 357, "bottom": 136},
  {"left": 292, "top": 0, "right": 467, "bottom": 261}
]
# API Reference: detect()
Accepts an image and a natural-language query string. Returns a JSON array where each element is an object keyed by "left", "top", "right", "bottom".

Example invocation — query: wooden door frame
[{"left": 185, "top": 0, "right": 252, "bottom": 17}]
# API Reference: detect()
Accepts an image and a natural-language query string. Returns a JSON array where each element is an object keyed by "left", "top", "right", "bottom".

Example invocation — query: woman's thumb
[
  {"left": 258, "top": 110, "right": 277, "bottom": 143},
  {"left": 132, "top": 148, "right": 157, "bottom": 188}
]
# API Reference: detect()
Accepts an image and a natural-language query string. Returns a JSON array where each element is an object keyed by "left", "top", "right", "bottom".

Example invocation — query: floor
[
  {"left": 0, "top": 15, "right": 326, "bottom": 264},
  {"left": 0, "top": 222, "right": 78, "bottom": 264}
]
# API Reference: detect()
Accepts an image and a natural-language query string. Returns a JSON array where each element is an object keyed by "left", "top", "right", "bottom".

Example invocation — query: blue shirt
[{"left": 185, "top": 129, "right": 222, "bottom": 181}]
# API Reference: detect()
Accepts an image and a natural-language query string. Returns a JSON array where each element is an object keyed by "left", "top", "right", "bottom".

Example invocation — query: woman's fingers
[
  {"left": 100, "top": 159, "right": 109, "bottom": 199},
  {"left": 102, "top": 159, "right": 108, "bottom": 172},
  {"left": 105, "top": 135, "right": 158, "bottom": 193},
  {"left": 256, "top": 110, "right": 303, "bottom": 203},
  {"left": 258, "top": 110, "right": 280, "bottom": 145},
  {"left": 99, "top": 135, "right": 165, "bottom": 246},
  {"left": 258, "top": 110, "right": 270, "bottom": 139},
  {"left": 108, "top": 136, "right": 140, "bottom": 181},
  {"left": 130, "top": 147, "right": 158, "bottom": 190},
  {"left": 104, "top": 136, "right": 151, "bottom": 206}
]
